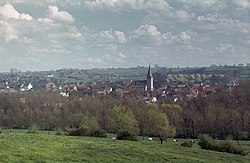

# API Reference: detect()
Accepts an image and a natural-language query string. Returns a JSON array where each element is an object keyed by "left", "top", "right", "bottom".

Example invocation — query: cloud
[
  {"left": 217, "top": 43, "right": 235, "bottom": 53},
  {"left": 87, "top": 57, "right": 104, "bottom": 64},
  {"left": 181, "top": 0, "right": 218, "bottom": 7},
  {"left": 0, "top": 20, "right": 20, "bottom": 41},
  {"left": 99, "top": 30, "right": 114, "bottom": 40},
  {"left": 28, "top": 47, "right": 49, "bottom": 54},
  {"left": 132, "top": 24, "right": 161, "bottom": 38},
  {"left": 197, "top": 14, "right": 238, "bottom": 24},
  {"left": 48, "top": 5, "right": 74, "bottom": 23},
  {"left": 37, "top": 18, "right": 54, "bottom": 23},
  {"left": 104, "top": 44, "right": 127, "bottom": 63},
  {"left": 106, "top": 51, "right": 126, "bottom": 63},
  {"left": 0, "top": 0, "right": 249, "bottom": 71},
  {"left": 130, "top": 24, "right": 164, "bottom": 46},
  {"left": 234, "top": 0, "right": 250, "bottom": 9},
  {"left": 179, "top": 32, "right": 191, "bottom": 42},
  {"left": 92, "top": 29, "right": 126, "bottom": 44},
  {"left": 83, "top": 0, "right": 169, "bottom": 11},
  {"left": 0, "top": 3, "right": 33, "bottom": 20},
  {"left": 114, "top": 31, "right": 126, "bottom": 43},
  {"left": 130, "top": 24, "right": 198, "bottom": 47},
  {"left": 0, "top": 47, "right": 6, "bottom": 54}
]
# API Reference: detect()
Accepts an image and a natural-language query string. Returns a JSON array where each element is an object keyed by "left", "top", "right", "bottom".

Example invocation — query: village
[{"left": 0, "top": 65, "right": 246, "bottom": 103}]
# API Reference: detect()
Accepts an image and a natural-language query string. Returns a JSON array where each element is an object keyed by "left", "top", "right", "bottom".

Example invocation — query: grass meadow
[{"left": 0, "top": 129, "right": 249, "bottom": 162}]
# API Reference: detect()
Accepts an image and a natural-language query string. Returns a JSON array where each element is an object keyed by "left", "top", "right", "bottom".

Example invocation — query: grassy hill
[{"left": 0, "top": 130, "right": 249, "bottom": 162}]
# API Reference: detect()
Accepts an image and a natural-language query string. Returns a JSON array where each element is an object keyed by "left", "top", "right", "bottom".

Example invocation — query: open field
[{"left": 0, "top": 130, "right": 249, "bottom": 163}]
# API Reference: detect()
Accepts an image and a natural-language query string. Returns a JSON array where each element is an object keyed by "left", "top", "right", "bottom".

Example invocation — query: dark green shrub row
[
  {"left": 67, "top": 116, "right": 107, "bottom": 138},
  {"left": 117, "top": 131, "right": 138, "bottom": 141},
  {"left": 67, "top": 128, "right": 106, "bottom": 138},
  {"left": 198, "top": 134, "right": 247, "bottom": 156},
  {"left": 181, "top": 141, "right": 193, "bottom": 147}
]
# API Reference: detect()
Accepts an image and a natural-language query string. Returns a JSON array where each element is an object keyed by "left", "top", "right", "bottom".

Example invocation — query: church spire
[
  {"left": 147, "top": 65, "right": 152, "bottom": 78},
  {"left": 146, "top": 65, "right": 154, "bottom": 92}
]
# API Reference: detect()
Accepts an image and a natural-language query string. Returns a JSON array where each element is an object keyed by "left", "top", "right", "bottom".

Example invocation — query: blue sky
[{"left": 0, "top": 0, "right": 249, "bottom": 72}]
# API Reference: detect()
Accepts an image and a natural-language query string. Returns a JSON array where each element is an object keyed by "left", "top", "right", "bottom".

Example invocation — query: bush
[
  {"left": 217, "top": 139, "right": 247, "bottom": 155},
  {"left": 55, "top": 127, "right": 65, "bottom": 135},
  {"left": 181, "top": 141, "right": 192, "bottom": 147},
  {"left": 67, "top": 128, "right": 86, "bottom": 136},
  {"left": 67, "top": 127, "right": 107, "bottom": 138},
  {"left": 67, "top": 116, "right": 107, "bottom": 138},
  {"left": 198, "top": 134, "right": 216, "bottom": 150},
  {"left": 90, "top": 129, "right": 107, "bottom": 138},
  {"left": 117, "top": 131, "right": 138, "bottom": 141},
  {"left": 27, "top": 124, "right": 39, "bottom": 134},
  {"left": 198, "top": 134, "right": 247, "bottom": 156}
]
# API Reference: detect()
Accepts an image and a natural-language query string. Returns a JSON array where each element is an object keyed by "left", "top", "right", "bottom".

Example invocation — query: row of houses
[{"left": 0, "top": 66, "right": 238, "bottom": 103}]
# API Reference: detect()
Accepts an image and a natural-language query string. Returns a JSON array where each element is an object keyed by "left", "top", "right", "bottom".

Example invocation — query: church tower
[{"left": 145, "top": 65, "right": 154, "bottom": 92}]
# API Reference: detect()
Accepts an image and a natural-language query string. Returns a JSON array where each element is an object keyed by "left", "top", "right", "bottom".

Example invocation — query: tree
[
  {"left": 110, "top": 106, "right": 139, "bottom": 140},
  {"left": 81, "top": 116, "right": 106, "bottom": 137},
  {"left": 68, "top": 115, "right": 106, "bottom": 138},
  {"left": 146, "top": 106, "right": 176, "bottom": 144},
  {"left": 160, "top": 104, "right": 182, "bottom": 137}
]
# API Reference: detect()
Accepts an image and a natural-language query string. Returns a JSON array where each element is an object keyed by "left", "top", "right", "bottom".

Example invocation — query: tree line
[{"left": 0, "top": 81, "right": 249, "bottom": 140}]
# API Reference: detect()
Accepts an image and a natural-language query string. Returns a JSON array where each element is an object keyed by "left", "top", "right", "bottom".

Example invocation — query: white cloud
[
  {"left": 37, "top": 18, "right": 54, "bottom": 23},
  {"left": 130, "top": 25, "right": 197, "bottom": 46},
  {"left": 132, "top": 24, "right": 161, "bottom": 38},
  {"left": 83, "top": 0, "right": 169, "bottom": 11},
  {"left": 48, "top": 5, "right": 74, "bottom": 23},
  {"left": 0, "top": 0, "right": 249, "bottom": 71},
  {"left": 114, "top": 31, "right": 126, "bottom": 43},
  {"left": 93, "top": 29, "right": 126, "bottom": 44},
  {"left": 0, "top": 20, "right": 20, "bottom": 41},
  {"left": 0, "top": 3, "right": 33, "bottom": 20},
  {"left": 217, "top": 43, "right": 235, "bottom": 53},
  {"left": 173, "top": 10, "right": 194, "bottom": 21},
  {"left": 162, "top": 32, "right": 178, "bottom": 45},
  {"left": 0, "top": 47, "right": 6, "bottom": 54},
  {"left": 182, "top": 0, "right": 218, "bottom": 7},
  {"left": 130, "top": 24, "right": 163, "bottom": 46},
  {"left": 179, "top": 32, "right": 191, "bottom": 42},
  {"left": 117, "top": 51, "right": 126, "bottom": 58},
  {"left": 87, "top": 57, "right": 103, "bottom": 64},
  {"left": 106, "top": 51, "right": 126, "bottom": 63},
  {"left": 28, "top": 47, "right": 49, "bottom": 54},
  {"left": 234, "top": 0, "right": 250, "bottom": 8},
  {"left": 197, "top": 14, "right": 237, "bottom": 24},
  {"left": 99, "top": 30, "right": 114, "bottom": 40}
]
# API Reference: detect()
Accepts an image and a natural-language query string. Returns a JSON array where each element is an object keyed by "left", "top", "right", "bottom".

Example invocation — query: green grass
[{"left": 0, "top": 130, "right": 249, "bottom": 163}]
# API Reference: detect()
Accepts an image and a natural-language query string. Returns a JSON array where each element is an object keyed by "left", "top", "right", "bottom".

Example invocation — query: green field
[{"left": 0, "top": 130, "right": 249, "bottom": 163}]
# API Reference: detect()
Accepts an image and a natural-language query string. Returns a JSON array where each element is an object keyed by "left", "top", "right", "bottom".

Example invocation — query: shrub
[
  {"left": 198, "top": 134, "right": 216, "bottom": 150},
  {"left": 117, "top": 131, "right": 138, "bottom": 141},
  {"left": 55, "top": 127, "right": 65, "bottom": 135},
  {"left": 217, "top": 139, "right": 247, "bottom": 155},
  {"left": 67, "top": 128, "right": 86, "bottom": 136},
  {"left": 27, "top": 124, "right": 39, "bottom": 134},
  {"left": 67, "top": 116, "right": 107, "bottom": 138},
  {"left": 181, "top": 141, "right": 192, "bottom": 147},
  {"left": 198, "top": 134, "right": 247, "bottom": 156},
  {"left": 90, "top": 129, "right": 107, "bottom": 138}
]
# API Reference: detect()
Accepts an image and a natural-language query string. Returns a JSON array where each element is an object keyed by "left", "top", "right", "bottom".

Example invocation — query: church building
[
  {"left": 145, "top": 65, "right": 154, "bottom": 92},
  {"left": 129, "top": 65, "right": 154, "bottom": 95}
]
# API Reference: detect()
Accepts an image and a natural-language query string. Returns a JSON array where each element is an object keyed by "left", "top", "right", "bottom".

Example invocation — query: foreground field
[{"left": 0, "top": 130, "right": 249, "bottom": 163}]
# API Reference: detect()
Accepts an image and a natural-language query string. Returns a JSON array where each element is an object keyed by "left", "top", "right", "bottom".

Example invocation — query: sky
[{"left": 0, "top": 0, "right": 249, "bottom": 72}]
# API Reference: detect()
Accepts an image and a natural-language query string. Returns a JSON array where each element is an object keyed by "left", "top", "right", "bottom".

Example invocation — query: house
[{"left": 95, "top": 87, "right": 112, "bottom": 95}]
